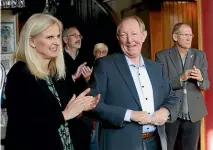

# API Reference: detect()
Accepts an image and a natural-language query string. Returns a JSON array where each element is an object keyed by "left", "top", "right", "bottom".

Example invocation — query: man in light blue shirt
[{"left": 89, "top": 16, "right": 180, "bottom": 150}]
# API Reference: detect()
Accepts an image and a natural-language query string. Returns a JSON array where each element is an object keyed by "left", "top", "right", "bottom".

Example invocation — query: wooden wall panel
[{"left": 149, "top": 1, "right": 197, "bottom": 60}]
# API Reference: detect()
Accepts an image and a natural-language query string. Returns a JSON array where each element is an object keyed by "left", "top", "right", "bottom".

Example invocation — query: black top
[
  {"left": 63, "top": 50, "right": 88, "bottom": 95},
  {"left": 5, "top": 61, "right": 74, "bottom": 150},
  {"left": 62, "top": 50, "right": 93, "bottom": 150}
]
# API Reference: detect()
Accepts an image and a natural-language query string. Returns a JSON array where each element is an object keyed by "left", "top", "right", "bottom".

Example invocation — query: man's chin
[
  {"left": 125, "top": 53, "right": 140, "bottom": 58},
  {"left": 74, "top": 46, "right": 81, "bottom": 49}
]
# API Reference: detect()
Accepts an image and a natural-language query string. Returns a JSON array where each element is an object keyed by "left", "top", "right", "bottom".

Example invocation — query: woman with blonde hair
[{"left": 5, "top": 13, "right": 99, "bottom": 150}]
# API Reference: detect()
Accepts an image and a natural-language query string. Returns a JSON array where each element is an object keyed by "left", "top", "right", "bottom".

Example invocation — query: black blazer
[{"left": 5, "top": 61, "right": 73, "bottom": 150}]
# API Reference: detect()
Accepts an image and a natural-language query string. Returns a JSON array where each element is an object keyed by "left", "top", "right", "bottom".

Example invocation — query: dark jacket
[
  {"left": 5, "top": 61, "right": 73, "bottom": 150},
  {"left": 89, "top": 53, "right": 180, "bottom": 150},
  {"left": 63, "top": 50, "right": 93, "bottom": 150},
  {"left": 63, "top": 50, "right": 88, "bottom": 95}
]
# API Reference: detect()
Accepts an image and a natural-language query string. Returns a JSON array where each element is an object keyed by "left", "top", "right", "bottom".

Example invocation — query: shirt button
[
  {"left": 146, "top": 98, "right": 148, "bottom": 100},
  {"left": 148, "top": 113, "right": 150, "bottom": 114},
  {"left": 142, "top": 86, "right": 144, "bottom": 88},
  {"left": 147, "top": 128, "right": 149, "bottom": 129}
]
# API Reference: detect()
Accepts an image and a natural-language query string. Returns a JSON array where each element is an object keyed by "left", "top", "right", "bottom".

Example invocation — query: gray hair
[
  {"left": 93, "top": 43, "right": 108, "bottom": 56},
  {"left": 62, "top": 26, "right": 78, "bottom": 37},
  {"left": 116, "top": 16, "right": 146, "bottom": 36},
  {"left": 172, "top": 23, "right": 191, "bottom": 35}
]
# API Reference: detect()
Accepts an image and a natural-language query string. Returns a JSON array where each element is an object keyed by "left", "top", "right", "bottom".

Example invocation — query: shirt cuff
[
  {"left": 72, "top": 75, "right": 76, "bottom": 82},
  {"left": 197, "top": 80, "right": 203, "bottom": 87},
  {"left": 124, "top": 109, "right": 132, "bottom": 122}
]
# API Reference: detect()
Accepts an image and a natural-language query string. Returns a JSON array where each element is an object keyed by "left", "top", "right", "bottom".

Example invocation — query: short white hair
[
  {"left": 116, "top": 15, "right": 146, "bottom": 36},
  {"left": 93, "top": 43, "right": 108, "bottom": 56}
]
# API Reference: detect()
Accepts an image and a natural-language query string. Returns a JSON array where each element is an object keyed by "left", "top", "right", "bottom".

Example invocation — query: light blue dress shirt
[{"left": 124, "top": 56, "right": 156, "bottom": 133}]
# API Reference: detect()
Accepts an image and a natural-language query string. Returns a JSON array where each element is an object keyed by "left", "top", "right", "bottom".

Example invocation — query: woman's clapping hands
[{"left": 62, "top": 88, "right": 100, "bottom": 120}]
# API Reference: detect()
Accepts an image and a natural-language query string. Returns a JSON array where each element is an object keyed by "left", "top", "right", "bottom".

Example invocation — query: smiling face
[
  {"left": 117, "top": 18, "right": 147, "bottom": 59},
  {"left": 30, "top": 23, "right": 61, "bottom": 61}
]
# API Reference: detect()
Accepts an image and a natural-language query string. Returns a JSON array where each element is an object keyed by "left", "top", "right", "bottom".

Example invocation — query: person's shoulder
[
  {"left": 8, "top": 61, "right": 26, "bottom": 72},
  {"left": 63, "top": 50, "right": 68, "bottom": 57},
  {"left": 97, "top": 53, "right": 123, "bottom": 62},
  {"left": 63, "top": 50, "right": 73, "bottom": 61},
  {"left": 191, "top": 48, "right": 205, "bottom": 55},
  {"left": 156, "top": 47, "right": 172, "bottom": 56},
  {"left": 7, "top": 61, "right": 30, "bottom": 78},
  {"left": 143, "top": 57, "right": 162, "bottom": 67}
]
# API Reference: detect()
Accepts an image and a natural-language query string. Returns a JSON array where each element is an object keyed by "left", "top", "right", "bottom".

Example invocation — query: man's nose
[
  {"left": 186, "top": 36, "right": 191, "bottom": 41},
  {"left": 127, "top": 35, "right": 133, "bottom": 43}
]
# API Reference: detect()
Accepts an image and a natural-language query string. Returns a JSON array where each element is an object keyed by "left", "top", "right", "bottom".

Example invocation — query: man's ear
[
  {"left": 141, "top": 30, "right": 147, "bottom": 42},
  {"left": 29, "top": 38, "right": 36, "bottom": 48},
  {"left": 63, "top": 36, "right": 68, "bottom": 44},
  {"left": 172, "top": 34, "right": 177, "bottom": 42}
]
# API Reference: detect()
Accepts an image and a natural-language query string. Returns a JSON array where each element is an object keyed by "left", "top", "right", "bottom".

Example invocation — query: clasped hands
[
  {"left": 72, "top": 62, "right": 93, "bottom": 81},
  {"left": 62, "top": 88, "right": 100, "bottom": 121},
  {"left": 180, "top": 65, "right": 203, "bottom": 82},
  {"left": 130, "top": 108, "right": 169, "bottom": 126}
]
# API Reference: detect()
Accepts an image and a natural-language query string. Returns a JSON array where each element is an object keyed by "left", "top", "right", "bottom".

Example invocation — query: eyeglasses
[
  {"left": 68, "top": 34, "right": 83, "bottom": 39},
  {"left": 96, "top": 51, "right": 108, "bottom": 55},
  {"left": 176, "top": 33, "right": 194, "bottom": 38}
]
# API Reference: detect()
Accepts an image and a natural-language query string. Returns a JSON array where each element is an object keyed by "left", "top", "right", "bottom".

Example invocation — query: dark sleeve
[
  {"left": 75, "top": 76, "right": 89, "bottom": 94},
  {"left": 89, "top": 59, "right": 127, "bottom": 127},
  {"left": 159, "top": 65, "right": 181, "bottom": 123},
  {"left": 65, "top": 72, "right": 89, "bottom": 96},
  {"left": 5, "top": 67, "right": 65, "bottom": 150}
]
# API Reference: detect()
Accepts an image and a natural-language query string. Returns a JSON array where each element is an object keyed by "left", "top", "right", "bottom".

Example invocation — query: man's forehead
[
  {"left": 120, "top": 19, "right": 140, "bottom": 30},
  {"left": 179, "top": 25, "right": 192, "bottom": 32},
  {"left": 122, "top": 18, "right": 137, "bottom": 26},
  {"left": 68, "top": 28, "right": 80, "bottom": 34}
]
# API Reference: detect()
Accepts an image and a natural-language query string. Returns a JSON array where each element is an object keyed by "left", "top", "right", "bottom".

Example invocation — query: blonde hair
[
  {"left": 116, "top": 16, "right": 146, "bottom": 36},
  {"left": 93, "top": 43, "right": 108, "bottom": 56},
  {"left": 14, "top": 13, "right": 65, "bottom": 80}
]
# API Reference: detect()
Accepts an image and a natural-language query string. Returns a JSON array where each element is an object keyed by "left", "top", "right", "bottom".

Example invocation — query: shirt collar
[
  {"left": 64, "top": 48, "right": 79, "bottom": 60},
  {"left": 125, "top": 55, "right": 145, "bottom": 68}
]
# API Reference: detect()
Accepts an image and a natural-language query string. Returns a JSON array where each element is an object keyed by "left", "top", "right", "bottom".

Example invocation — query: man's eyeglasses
[
  {"left": 175, "top": 33, "right": 194, "bottom": 38},
  {"left": 96, "top": 51, "right": 108, "bottom": 55},
  {"left": 68, "top": 34, "right": 83, "bottom": 39}
]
